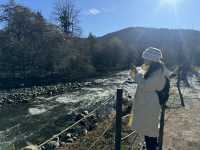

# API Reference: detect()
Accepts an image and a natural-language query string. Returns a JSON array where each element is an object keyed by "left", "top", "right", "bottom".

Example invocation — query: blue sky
[{"left": 0, "top": 0, "right": 199, "bottom": 36}]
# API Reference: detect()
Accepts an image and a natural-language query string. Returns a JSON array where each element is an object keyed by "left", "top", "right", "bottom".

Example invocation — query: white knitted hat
[{"left": 142, "top": 47, "right": 163, "bottom": 62}]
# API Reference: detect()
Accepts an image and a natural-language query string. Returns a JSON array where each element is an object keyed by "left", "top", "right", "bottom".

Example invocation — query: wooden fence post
[{"left": 115, "top": 89, "right": 123, "bottom": 150}]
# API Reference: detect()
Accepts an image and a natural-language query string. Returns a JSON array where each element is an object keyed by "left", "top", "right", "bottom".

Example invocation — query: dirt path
[{"left": 164, "top": 88, "right": 200, "bottom": 150}]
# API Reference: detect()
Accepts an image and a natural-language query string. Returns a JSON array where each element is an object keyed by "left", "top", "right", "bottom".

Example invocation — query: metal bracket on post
[{"left": 115, "top": 89, "right": 123, "bottom": 150}]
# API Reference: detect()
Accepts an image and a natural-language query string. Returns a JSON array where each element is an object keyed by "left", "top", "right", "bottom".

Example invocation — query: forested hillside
[
  {"left": 100, "top": 27, "right": 200, "bottom": 66},
  {"left": 0, "top": 1, "right": 199, "bottom": 88}
]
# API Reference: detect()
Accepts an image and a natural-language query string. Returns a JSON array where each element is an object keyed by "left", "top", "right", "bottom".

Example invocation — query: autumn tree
[{"left": 0, "top": 1, "right": 66, "bottom": 81}]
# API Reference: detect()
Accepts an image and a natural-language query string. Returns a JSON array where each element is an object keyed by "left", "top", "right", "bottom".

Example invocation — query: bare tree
[
  {"left": 0, "top": 0, "right": 16, "bottom": 22},
  {"left": 54, "top": 0, "right": 81, "bottom": 37}
]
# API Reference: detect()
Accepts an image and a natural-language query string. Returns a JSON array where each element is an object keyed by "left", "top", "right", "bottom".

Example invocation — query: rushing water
[{"left": 0, "top": 70, "right": 137, "bottom": 149}]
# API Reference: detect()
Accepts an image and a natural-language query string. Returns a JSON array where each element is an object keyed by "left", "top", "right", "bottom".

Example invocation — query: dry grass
[
  {"left": 58, "top": 112, "right": 142, "bottom": 150},
  {"left": 58, "top": 113, "right": 116, "bottom": 150}
]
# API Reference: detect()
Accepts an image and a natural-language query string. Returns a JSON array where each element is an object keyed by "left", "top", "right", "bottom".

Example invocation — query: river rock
[
  {"left": 22, "top": 145, "right": 41, "bottom": 150},
  {"left": 82, "top": 110, "right": 89, "bottom": 115},
  {"left": 44, "top": 137, "right": 60, "bottom": 150},
  {"left": 75, "top": 113, "right": 86, "bottom": 126},
  {"left": 82, "top": 128, "right": 88, "bottom": 135},
  {"left": 72, "top": 136, "right": 77, "bottom": 141},
  {"left": 66, "top": 138, "right": 73, "bottom": 143}
]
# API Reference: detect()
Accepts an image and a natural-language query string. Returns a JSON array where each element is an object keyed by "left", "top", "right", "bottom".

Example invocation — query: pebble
[
  {"left": 44, "top": 137, "right": 60, "bottom": 150},
  {"left": 66, "top": 133, "right": 72, "bottom": 138},
  {"left": 66, "top": 138, "right": 74, "bottom": 143}
]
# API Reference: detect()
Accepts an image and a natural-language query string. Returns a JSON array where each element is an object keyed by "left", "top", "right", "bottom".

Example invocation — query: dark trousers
[{"left": 144, "top": 136, "right": 158, "bottom": 150}]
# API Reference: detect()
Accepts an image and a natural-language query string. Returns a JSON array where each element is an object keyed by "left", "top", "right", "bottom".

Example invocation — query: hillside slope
[{"left": 99, "top": 27, "right": 200, "bottom": 66}]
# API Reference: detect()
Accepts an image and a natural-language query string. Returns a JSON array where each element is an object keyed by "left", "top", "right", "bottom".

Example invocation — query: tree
[
  {"left": 54, "top": 0, "right": 81, "bottom": 37},
  {"left": 87, "top": 33, "right": 97, "bottom": 65},
  {"left": 92, "top": 37, "right": 126, "bottom": 72},
  {"left": 0, "top": 1, "right": 65, "bottom": 80},
  {"left": 0, "top": 1, "right": 96, "bottom": 87}
]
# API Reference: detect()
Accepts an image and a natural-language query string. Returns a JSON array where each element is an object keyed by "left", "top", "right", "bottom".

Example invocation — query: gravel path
[{"left": 164, "top": 87, "right": 200, "bottom": 150}]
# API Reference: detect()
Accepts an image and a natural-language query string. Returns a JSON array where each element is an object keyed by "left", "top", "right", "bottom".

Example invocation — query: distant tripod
[{"left": 176, "top": 66, "right": 186, "bottom": 107}]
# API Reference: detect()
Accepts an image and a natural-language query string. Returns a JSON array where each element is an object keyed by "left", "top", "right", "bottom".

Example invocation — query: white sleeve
[
  {"left": 135, "top": 69, "right": 164, "bottom": 92},
  {"left": 164, "top": 66, "right": 172, "bottom": 78}
]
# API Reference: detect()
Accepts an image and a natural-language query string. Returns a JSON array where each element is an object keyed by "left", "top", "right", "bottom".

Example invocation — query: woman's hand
[
  {"left": 127, "top": 114, "right": 134, "bottom": 127},
  {"left": 141, "top": 64, "right": 150, "bottom": 71},
  {"left": 130, "top": 65, "right": 137, "bottom": 79}
]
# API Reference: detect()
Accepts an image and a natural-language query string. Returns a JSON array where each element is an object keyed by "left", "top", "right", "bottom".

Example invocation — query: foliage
[
  {"left": 0, "top": 1, "right": 199, "bottom": 88},
  {"left": 0, "top": 2, "right": 92, "bottom": 87}
]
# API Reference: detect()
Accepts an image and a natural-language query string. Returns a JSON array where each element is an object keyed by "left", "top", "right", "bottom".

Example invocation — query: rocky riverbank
[
  {"left": 0, "top": 70, "right": 128, "bottom": 105},
  {"left": 0, "top": 81, "right": 94, "bottom": 105}
]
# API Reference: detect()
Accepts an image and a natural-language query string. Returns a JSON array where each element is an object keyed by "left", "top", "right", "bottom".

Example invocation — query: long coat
[{"left": 131, "top": 66, "right": 170, "bottom": 137}]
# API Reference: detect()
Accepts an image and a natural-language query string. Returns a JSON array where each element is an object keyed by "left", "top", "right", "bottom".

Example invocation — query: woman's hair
[{"left": 144, "top": 62, "right": 163, "bottom": 79}]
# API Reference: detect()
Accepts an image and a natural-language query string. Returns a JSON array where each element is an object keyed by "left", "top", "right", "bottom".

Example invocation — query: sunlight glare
[{"left": 160, "top": 0, "right": 183, "bottom": 8}]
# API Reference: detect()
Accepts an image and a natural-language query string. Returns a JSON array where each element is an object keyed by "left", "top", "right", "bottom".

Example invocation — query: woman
[{"left": 130, "top": 47, "right": 170, "bottom": 150}]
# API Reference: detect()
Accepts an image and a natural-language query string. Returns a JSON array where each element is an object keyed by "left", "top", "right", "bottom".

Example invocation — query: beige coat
[{"left": 131, "top": 66, "right": 170, "bottom": 137}]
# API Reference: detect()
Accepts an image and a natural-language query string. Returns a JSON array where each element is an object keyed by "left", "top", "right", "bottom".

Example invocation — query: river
[{"left": 0, "top": 70, "right": 137, "bottom": 149}]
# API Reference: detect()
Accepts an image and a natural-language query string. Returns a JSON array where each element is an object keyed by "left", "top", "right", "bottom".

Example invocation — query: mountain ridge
[
  {"left": 100, "top": 27, "right": 200, "bottom": 38},
  {"left": 97, "top": 26, "right": 200, "bottom": 66}
]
